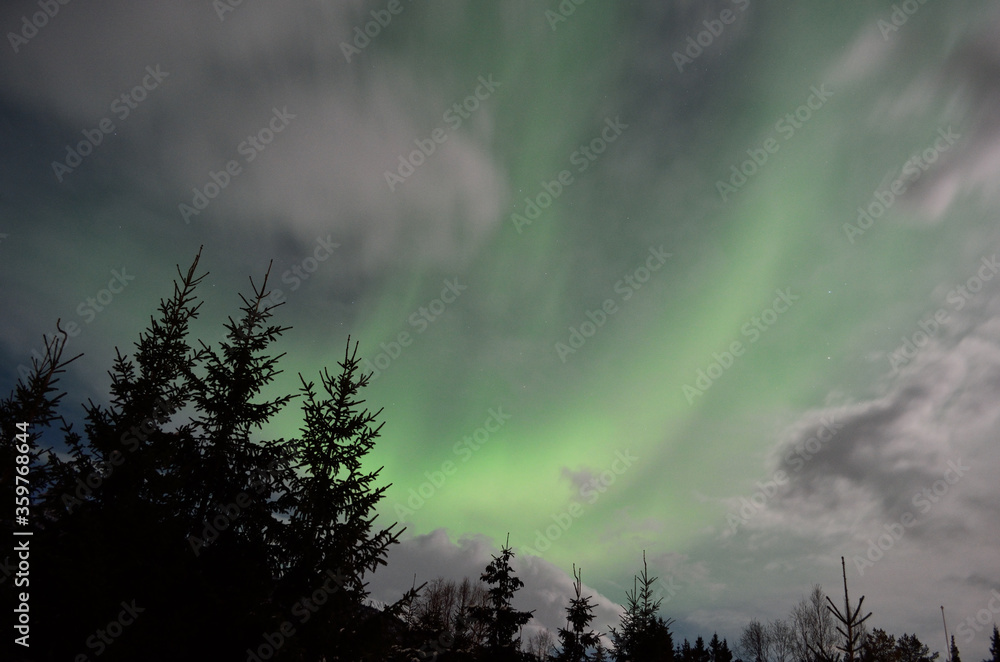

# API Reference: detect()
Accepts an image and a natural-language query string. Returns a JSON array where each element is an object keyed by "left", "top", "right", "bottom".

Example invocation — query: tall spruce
[
  {"left": 987, "top": 625, "right": 1000, "bottom": 662},
  {"left": 709, "top": 633, "right": 734, "bottom": 662},
  {"left": 555, "top": 564, "right": 602, "bottom": 662},
  {"left": 895, "top": 633, "right": 940, "bottom": 662},
  {"left": 0, "top": 251, "right": 409, "bottom": 660},
  {"left": 860, "top": 628, "right": 898, "bottom": 662},
  {"left": 693, "top": 636, "right": 712, "bottom": 662},
  {"left": 826, "top": 557, "right": 872, "bottom": 662},
  {"left": 471, "top": 533, "right": 534, "bottom": 659},
  {"left": 611, "top": 551, "right": 675, "bottom": 662}
]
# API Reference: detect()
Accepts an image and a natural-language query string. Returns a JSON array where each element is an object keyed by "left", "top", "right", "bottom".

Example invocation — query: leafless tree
[
  {"left": 740, "top": 618, "right": 772, "bottom": 662},
  {"left": 407, "top": 575, "right": 491, "bottom": 651},
  {"left": 525, "top": 629, "right": 556, "bottom": 661},
  {"left": 771, "top": 619, "right": 798, "bottom": 662},
  {"left": 412, "top": 577, "right": 459, "bottom": 632},
  {"left": 455, "top": 576, "right": 491, "bottom": 648},
  {"left": 791, "top": 585, "right": 840, "bottom": 662}
]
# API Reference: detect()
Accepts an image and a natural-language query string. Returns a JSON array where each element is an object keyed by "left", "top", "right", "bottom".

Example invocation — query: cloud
[
  {"left": 827, "top": 8, "right": 1000, "bottom": 221},
  {"left": 709, "top": 277, "right": 1000, "bottom": 652},
  {"left": 366, "top": 528, "right": 624, "bottom": 642},
  {"left": 560, "top": 464, "right": 597, "bottom": 500},
  {"left": 766, "top": 330, "right": 1000, "bottom": 542},
  {"left": 1, "top": 0, "right": 506, "bottom": 276}
]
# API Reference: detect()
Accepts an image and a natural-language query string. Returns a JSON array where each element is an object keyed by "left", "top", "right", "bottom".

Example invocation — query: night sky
[{"left": 2, "top": 0, "right": 999, "bottom": 655}]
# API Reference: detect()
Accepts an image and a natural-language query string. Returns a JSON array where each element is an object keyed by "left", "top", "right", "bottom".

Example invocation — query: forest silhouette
[{"left": 2, "top": 252, "right": 997, "bottom": 662}]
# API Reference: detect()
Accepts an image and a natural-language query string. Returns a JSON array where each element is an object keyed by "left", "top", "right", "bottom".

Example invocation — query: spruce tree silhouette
[
  {"left": 555, "top": 564, "right": 601, "bottom": 662},
  {"left": 825, "top": 557, "right": 871, "bottom": 662},
  {"left": 986, "top": 626, "right": 1000, "bottom": 662},
  {"left": 470, "top": 534, "right": 534, "bottom": 661},
  {"left": 895, "top": 633, "right": 940, "bottom": 662},
  {"left": 709, "top": 632, "right": 734, "bottom": 662},
  {"left": 860, "top": 628, "right": 898, "bottom": 662},
  {"left": 692, "top": 636, "right": 712, "bottom": 662},
  {"left": 1, "top": 250, "right": 413, "bottom": 661},
  {"left": 610, "top": 552, "right": 675, "bottom": 662}
]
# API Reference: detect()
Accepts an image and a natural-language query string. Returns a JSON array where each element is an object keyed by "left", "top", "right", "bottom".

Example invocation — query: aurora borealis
[{"left": 3, "top": 0, "right": 1000, "bottom": 654}]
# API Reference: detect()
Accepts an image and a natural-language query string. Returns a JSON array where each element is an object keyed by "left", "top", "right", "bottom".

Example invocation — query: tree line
[{"left": 2, "top": 252, "right": 998, "bottom": 662}]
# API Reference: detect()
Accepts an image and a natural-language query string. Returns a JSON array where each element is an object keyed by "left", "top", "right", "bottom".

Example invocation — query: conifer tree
[
  {"left": 471, "top": 533, "right": 535, "bottom": 659},
  {"left": 1, "top": 251, "right": 409, "bottom": 660},
  {"left": 710, "top": 633, "right": 734, "bottom": 662},
  {"left": 680, "top": 638, "right": 694, "bottom": 662},
  {"left": 710, "top": 634, "right": 724, "bottom": 662},
  {"left": 611, "top": 552, "right": 675, "bottom": 662},
  {"left": 987, "top": 625, "right": 1000, "bottom": 662},
  {"left": 950, "top": 635, "right": 961, "bottom": 662},
  {"left": 693, "top": 636, "right": 713, "bottom": 662},
  {"left": 556, "top": 564, "right": 602, "bottom": 662},
  {"left": 826, "top": 557, "right": 872, "bottom": 662},
  {"left": 860, "top": 628, "right": 897, "bottom": 662},
  {"left": 895, "top": 633, "right": 940, "bottom": 662},
  {"left": 1, "top": 320, "right": 80, "bottom": 518}
]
